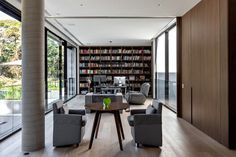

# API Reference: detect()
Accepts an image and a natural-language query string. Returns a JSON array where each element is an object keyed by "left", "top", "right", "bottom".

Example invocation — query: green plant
[{"left": 103, "top": 97, "right": 111, "bottom": 109}]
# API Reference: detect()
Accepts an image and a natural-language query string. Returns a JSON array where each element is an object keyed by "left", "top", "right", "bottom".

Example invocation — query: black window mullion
[{"left": 165, "top": 31, "right": 169, "bottom": 103}]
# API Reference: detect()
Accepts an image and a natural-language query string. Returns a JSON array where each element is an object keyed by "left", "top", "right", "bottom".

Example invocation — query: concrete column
[{"left": 21, "top": 0, "right": 45, "bottom": 152}]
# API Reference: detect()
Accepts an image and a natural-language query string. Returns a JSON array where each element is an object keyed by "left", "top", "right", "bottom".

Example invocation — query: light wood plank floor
[{"left": 0, "top": 95, "right": 236, "bottom": 157}]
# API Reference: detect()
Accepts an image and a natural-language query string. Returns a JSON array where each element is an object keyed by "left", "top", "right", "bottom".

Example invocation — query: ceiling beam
[{"left": 45, "top": 16, "right": 175, "bottom": 19}]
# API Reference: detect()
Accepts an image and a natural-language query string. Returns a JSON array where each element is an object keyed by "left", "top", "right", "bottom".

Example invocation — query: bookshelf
[{"left": 79, "top": 46, "right": 152, "bottom": 96}]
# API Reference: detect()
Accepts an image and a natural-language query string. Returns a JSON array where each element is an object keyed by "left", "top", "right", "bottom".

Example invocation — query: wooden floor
[{"left": 0, "top": 95, "right": 236, "bottom": 157}]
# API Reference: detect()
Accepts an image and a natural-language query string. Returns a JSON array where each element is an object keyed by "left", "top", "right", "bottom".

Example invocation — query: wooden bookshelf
[{"left": 79, "top": 46, "right": 152, "bottom": 96}]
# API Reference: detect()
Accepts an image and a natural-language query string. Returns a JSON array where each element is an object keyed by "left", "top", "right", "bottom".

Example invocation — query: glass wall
[
  {"left": 168, "top": 26, "right": 177, "bottom": 111},
  {"left": 46, "top": 32, "right": 77, "bottom": 111},
  {"left": 156, "top": 34, "right": 166, "bottom": 103},
  {"left": 46, "top": 36, "right": 61, "bottom": 111},
  {"left": 155, "top": 25, "right": 177, "bottom": 111},
  {"left": 66, "top": 46, "right": 77, "bottom": 99},
  {"left": 0, "top": 11, "right": 22, "bottom": 139}
]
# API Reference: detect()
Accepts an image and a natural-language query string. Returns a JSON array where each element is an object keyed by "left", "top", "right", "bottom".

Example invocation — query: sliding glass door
[
  {"left": 156, "top": 34, "right": 166, "bottom": 103},
  {"left": 46, "top": 35, "right": 61, "bottom": 111},
  {"left": 168, "top": 26, "right": 177, "bottom": 111},
  {"left": 155, "top": 25, "right": 177, "bottom": 111},
  {"left": 0, "top": 10, "right": 22, "bottom": 140},
  {"left": 66, "top": 46, "right": 77, "bottom": 99},
  {"left": 46, "top": 31, "right": 77, "bottom": 111}
]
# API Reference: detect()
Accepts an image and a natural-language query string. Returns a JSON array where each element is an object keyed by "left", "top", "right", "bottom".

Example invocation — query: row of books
[
  {"left": 123, "top": 56, "right": 151, "bottom": 61},
  {"left": 80, "top": 69, "right": 150, "bottom": 74},
  {"left": 80, "top": 76, "right": 151, "bottom": 82},
  {"left": 80, "top": 77, "right": 92, "bottom": 81},
  {"left": 80, "top": 49, "right": 151, "bottom": 54},
  {"left": 80, "top": 62, "right": 150, "bottom": 68},
  {"left": 80, "top": 56, "right": 151, "bottom": 61},
  {"left": 80, "top": 83, "right": 149, "bottom": 88},
  {"left": 80, "top": 83, "right": 89, "bottom": 88}
]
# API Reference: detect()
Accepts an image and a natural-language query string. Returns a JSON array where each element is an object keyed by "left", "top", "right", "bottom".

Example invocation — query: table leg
[
  {"left": 95, "top": 113, "right": 101, "bottom": 139},
  {"left": 114, "top": 111, "right": 123, "bottom": 151},
  {"left": 89, "top": 112, "right": 100, "bottom": 149},
  {"left": 117, "top": 112, "right": 125, "bottom": 140}
]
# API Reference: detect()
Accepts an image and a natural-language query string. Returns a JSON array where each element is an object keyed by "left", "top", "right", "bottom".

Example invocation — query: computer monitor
[
  {"left": 114, "top": 76, "right": 126, "bottom": 86},
  {"left": 93, "top": 75, "right": 106, "bottom": 84}
]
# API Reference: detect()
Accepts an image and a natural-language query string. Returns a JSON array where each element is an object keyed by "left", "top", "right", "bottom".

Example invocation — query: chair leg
[
  {"left": 136, "top": 143, "right": 140, "bottom": 148},
  {"left": 76, "top": 143, "right": 79, "bottom": 147}
]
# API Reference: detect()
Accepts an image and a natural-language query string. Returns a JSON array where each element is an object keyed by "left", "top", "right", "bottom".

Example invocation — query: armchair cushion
[
  {"left": 125, "top": 92, "right": 146, "bottom": 105},
  {"left": 146, "top": 105, "right": 157, "bottom": 114}
]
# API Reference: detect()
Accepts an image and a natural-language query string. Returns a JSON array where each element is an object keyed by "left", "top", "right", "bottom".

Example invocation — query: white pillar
[{"left": 21, "top": 0, "right": 45, "bottom": 152}]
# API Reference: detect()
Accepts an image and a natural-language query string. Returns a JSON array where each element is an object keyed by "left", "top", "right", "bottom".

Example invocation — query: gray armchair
[
  {"left": 125, "top": 83, "right": 150, "bottom": 105},
  {"left": 127, "top": 99, "right": 163, "bottom": 147},
  {"left": 53, "top": 101, "right": 87, "bottom": 147}
]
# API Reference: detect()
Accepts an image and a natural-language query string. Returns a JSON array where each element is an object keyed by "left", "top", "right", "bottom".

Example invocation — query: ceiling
[{"left": 8, "top": 0, "right": 201, "bottom": 46}]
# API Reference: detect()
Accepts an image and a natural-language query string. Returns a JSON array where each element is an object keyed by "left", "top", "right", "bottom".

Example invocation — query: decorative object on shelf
[
  {"left": 86, "top": 77, "right": 91, "bottom": 92},
  {"left": 103, "top": 97, "right": 111, "bottom": 109}
]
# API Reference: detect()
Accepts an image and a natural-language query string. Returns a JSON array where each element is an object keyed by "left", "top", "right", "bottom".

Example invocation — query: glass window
[
  {"left": 66, "top": 46, "right": 77, "bottom": 98},
  {"left": 0, "top": 11, "right": 22, "bottom": 140},
  {"left": 155, "top": 25, "right": 177, "bottom": 112},
  {"left": 156, "top": 33, "right": 166, "bottom": 102},
  {"left": 168, "top": 26, "right": 177, "bottom": 111},
  {"left": 46, "top": 36, "right": 60, "bottom": 110}
]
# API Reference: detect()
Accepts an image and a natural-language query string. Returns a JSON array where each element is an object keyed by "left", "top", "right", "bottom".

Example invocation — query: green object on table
[{"left": 103, "top": 97, "right": 111, "bottom": 109}]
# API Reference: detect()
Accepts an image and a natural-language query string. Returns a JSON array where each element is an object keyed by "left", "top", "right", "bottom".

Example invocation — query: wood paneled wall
[{"left": 180, "top": 0, "right": 231, "bottom": 147}]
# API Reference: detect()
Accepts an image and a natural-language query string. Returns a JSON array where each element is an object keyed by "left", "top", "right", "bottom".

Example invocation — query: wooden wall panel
[
  {"left": 219, "top": 0, "right": 228, "bottom": 147},
  {"left": 181, "top": 13, "right": 192, "bottom": 123},
  {"left": 228, "top": 0, "right": 236, "bottom": 149},
  {"left": 180, "top": 0, "right": 228, "bottom": 146}
]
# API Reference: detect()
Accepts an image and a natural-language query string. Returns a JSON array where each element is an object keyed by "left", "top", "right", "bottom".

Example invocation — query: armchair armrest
[
  {"left": 54, "top": 114, "right": 82, "bottom": 126},
  {"left": 130, "top": 109, "right": 146, "bottom": 115},
  {"left": 134, "top": 114, "right": 162, "bottom": 126},
  {"left": 69, "top": 109, "right": 86, "bottom": 115}
]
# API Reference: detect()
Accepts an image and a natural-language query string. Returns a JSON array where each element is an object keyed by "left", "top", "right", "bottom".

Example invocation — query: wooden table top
[{"left": 85, "top": 102, "right": 129, "bottom": 112}]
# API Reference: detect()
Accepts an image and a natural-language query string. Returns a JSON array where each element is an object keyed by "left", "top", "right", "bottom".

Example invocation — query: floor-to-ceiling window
[
  {"left": 46, "top": 31, "right": 77, "bottom": 111},
  {"left": 46, "top": 35, "right": 61, "bottom": 111},
  {"left": 155, "top": 24, "right": 177, "bottom": 111},
  {"left": 66, "top": 45, "right": 77, "bottom": 99},
  {"left": 156, "top": 34, "right": 166, "bottom": 103},
  {"left": 0, "top": 10, "right": 21, "bottom": 140},
  {"left": 168, "top": 26, "right": 177, "bottom": 111}
]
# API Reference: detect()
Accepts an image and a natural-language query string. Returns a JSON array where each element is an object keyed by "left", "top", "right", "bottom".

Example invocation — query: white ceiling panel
[
  {"left": 56, "top": 18, "right": 174, "bottom": 46},
  {"left": 46, "top": 0, "right": 200, "bottom": 17},
  {"left": 8, "top": 0, "right": 201, "bottom": 46}
]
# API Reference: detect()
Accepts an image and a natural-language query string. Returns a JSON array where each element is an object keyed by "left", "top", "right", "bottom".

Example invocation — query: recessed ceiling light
[
  {"left": 157, "top": 3, "right": 161, "bottom": 7},
  {"left": 55, "top": 13, "right": 61, "bottom": 16},
  {"left": 68, "top": 23, "right": 75, "bottom": 26},
  {"left": 109, "top": 40, "right": 113, "bottom": 43},
  {"left": 80, "top": 4, "right": 84, "bottom": 7}
]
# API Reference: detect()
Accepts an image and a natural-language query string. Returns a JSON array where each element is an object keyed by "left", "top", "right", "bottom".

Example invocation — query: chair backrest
[
  {"left": 152, "top": 99, "right": 163, "bottom": 115},
  {"left": 53, "top": 100, "right": 64, "bottom": 114},
  {"left": 140, "top": 83, "right": 150, "bottom": 97}
]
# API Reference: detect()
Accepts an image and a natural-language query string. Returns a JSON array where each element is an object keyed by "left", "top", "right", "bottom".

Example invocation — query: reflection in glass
[
  {"left": 156, "top": 34, "right": 166, "bottom": 103},
  {"left": 47, "top": 37, "right": 60, "bottom": 110},
  {"left": 67, "top": 47, "right": 76, "bottom": 98},
  {"left": 168, "top": 26, "right": 177, "bottom": 111},
  {"left": 0, "top": 11, "right": 22, "bottom": 140}
]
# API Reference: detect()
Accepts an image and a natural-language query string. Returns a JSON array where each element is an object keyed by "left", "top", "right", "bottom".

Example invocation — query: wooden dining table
[{"left": 85, "top": 102, "right": 129, "bottom": 151}]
